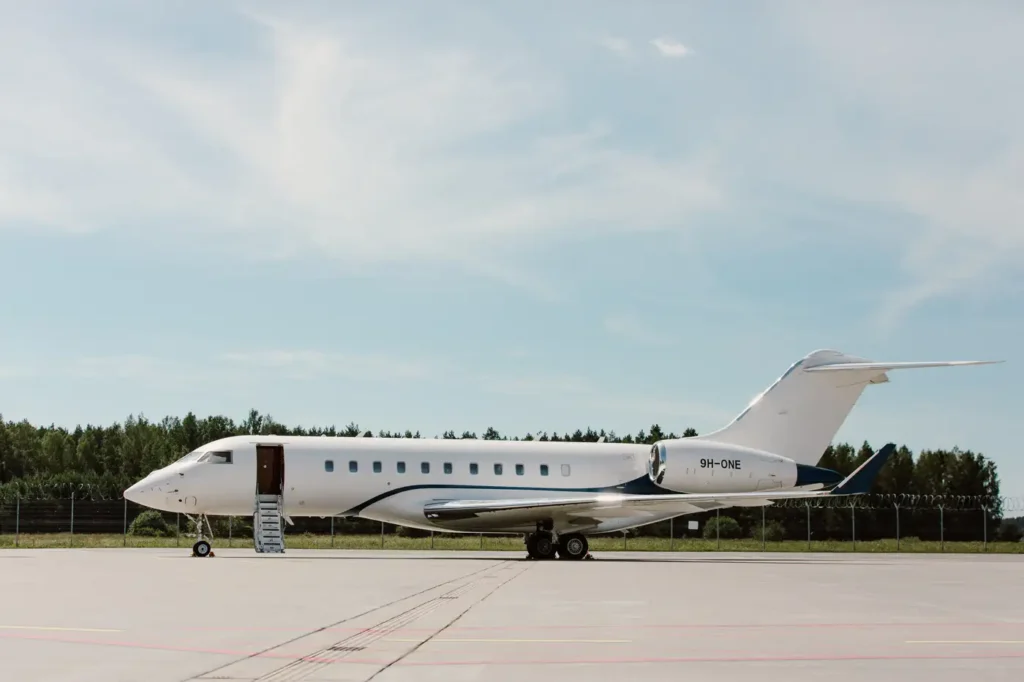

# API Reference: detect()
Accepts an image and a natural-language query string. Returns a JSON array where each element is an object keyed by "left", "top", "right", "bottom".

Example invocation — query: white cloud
[
  {"left": 219, "top": 350, "right": 436, "bottom": 382},
  {"left": 762, "top": 1, "right": 1024, "bottom": 326},
  {"left": 2, "top": 2, "right": 1019, "bottom": 329},
  {"left": 0, "top": 7, "right": 723, "bottom": 294},
  {"left": 63, "top": 355, "right": 227, "bottom": 392},
  {"left": 651, "top": 38, "right": 691, "bottom": 58},
  {"left": 476, "top": 371, "right": 732, "bottom": 427},
  {"left": 599, "top": 37, "right": 630, "bottom": 54},
  {"left": 603, "top": 314, "right": 674, "bottom": 347}
]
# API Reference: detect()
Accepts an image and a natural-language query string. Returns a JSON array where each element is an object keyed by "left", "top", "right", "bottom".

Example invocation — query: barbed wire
[
  {"left": 773, "top": 494, "right": 1024, "bottom": 512},
  {"left": 1, "top": 486, "right": 1023, "bottom": 511}
]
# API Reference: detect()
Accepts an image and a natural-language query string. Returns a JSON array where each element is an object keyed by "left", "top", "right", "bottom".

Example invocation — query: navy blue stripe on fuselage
[{"left": 341, "top": 475, "right": 673, "bottom": 516}]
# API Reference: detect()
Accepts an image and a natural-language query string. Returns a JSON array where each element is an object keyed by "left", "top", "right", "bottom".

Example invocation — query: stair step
[{"left": 253, "top": 492, "right": 287, "bottom": 554}]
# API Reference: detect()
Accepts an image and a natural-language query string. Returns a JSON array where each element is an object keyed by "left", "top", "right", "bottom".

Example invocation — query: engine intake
[{"left": 648, "top": 444, "right": 666, "bottom": 485}]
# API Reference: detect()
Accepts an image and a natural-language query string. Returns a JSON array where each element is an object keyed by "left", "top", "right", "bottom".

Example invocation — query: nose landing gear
[{"left": 185, "top": 513, "right": 216, "bottom": 558}]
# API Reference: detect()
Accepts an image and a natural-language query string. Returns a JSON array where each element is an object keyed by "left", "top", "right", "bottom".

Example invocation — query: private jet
[{"left": 123, "top": 349, "right": 1001, "bottom": 559}]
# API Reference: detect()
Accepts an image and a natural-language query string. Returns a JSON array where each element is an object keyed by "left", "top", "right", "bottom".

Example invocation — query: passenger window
[
  {"left": 561, "top": 464, "right": 571, "bottom": 476},
  {"left": 494, "top": 463, "right": 503, "bottom": 475},
  {"left": 540, "top": 464, "right": 548, "bottom": 476},
  {"left": 325, "top": 460, "right": 334, "bottom": 472},
  {"left": 515, "top": 464, "right": 524, "bottom": 476},
  {"left": 397, "top": 461, "right": 406, "bottom": 474},
  {"left": 349, "top": 461, "right": 358, "bottom": 473},
  {"left": 373, "top": 461, "right": 382, "bottom": 473},
  {"left": 444, "top": 462, "right": 452, "bottom": 474},
  {"left": 470, "top": 463, "right": 478, "bottom": 475},
  {"left": 421, "top": 462, "right": 430, "bottom": 474}
]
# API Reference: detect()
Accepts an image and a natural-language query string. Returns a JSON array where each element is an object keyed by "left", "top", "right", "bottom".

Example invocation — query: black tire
[
  {"left": 193, "top": 540, "right": 212, "bottom": 557},
  {"left": 533, "top": 534, "right": 557, "bottom": 559},
  {"left": 558, "top": 533, "right": 589, "bottom": 560}
]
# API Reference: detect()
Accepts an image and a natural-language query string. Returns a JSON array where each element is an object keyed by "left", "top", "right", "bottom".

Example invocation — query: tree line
[{"left": 0, "top": 409, "right": 1016, "bottom": 541}]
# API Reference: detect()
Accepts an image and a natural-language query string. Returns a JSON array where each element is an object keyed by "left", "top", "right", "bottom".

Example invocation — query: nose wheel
[{"left": 185, "top": 513, "right": 216, "bottom": 558}]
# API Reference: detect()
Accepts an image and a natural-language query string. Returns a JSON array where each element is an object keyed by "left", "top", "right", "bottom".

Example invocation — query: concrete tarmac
[{"left": 1, "top": 548, "right": 1023, "bottom": 681}]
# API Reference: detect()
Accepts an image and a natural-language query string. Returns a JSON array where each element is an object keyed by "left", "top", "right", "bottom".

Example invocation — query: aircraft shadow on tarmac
[{"left": 169, "top": 553, "right": 897, "bottom": 565}]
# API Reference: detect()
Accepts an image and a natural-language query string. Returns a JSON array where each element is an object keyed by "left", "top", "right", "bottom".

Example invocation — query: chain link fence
[{"left": 0, "top": 494, "right": 1022, "bottom": 551}]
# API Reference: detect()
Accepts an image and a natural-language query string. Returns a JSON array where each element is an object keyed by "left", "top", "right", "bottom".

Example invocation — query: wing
[
  {"left": 424, "top": 489, "right": 811, "bottom": 530},
  {"left": 422, "top": 443, "right": 896, "bottom": 532}
]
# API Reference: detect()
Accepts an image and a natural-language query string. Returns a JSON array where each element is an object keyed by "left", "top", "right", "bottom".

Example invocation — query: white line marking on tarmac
[
  {"left": 387, "top": 634, "right": 630, "bottom": 638},
  {"left": 907, "top": 640, "right": 1024, "bottom": 644},
  {"left": 0, "top": 626, "right": 122, "bottom": 633}
]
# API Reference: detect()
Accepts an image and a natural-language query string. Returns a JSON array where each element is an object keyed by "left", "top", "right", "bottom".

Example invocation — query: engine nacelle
[{"left": 647, "top": 439, "right": 800, "bottom": 493}]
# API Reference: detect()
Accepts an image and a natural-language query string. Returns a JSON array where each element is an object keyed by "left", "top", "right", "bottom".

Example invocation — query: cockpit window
[
  {"left": 197, "top": 450, "right": 232, "bottom": 464},
  {"left": 174, "top": 449, "right": 205, "bottom": 464}
]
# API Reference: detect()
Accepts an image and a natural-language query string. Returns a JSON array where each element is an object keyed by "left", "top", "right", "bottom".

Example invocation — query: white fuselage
[{"left": 125, "top": 434, "right": 821, "bottom": 535}]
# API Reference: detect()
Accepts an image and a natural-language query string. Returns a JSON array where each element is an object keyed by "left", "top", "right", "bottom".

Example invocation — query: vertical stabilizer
[{"left": 693, "top": 349, "right": 1000, "bottom": 466}]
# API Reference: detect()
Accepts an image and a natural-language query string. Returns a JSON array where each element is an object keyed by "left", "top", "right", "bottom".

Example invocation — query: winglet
[{"left": 829, "top": 443, "right": 896, "bottom": 495}]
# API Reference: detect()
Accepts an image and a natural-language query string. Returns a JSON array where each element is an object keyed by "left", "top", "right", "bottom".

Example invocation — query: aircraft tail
[{"left": 693, "top": 349, "right": 1001, "bottom": 466}]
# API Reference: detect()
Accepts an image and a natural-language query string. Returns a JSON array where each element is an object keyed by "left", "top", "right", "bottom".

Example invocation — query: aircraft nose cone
[
  {"left": 124, "top": 480, "right": 145, "bottom": 504},
  {"left": 124, "top": 471, "right": 166, "bottom": 504}
]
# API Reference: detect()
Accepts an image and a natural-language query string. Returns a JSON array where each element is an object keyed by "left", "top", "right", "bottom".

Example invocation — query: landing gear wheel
[
  {"left": 557, "top": 533, "right": 589, "bottom": 560},
  {"left": 534, "top": 534, "right": 556, "bottom": 559},
  {"left": 192, "top": 540, "right": 212, "bottom": 558},
  {"left": 525, "top": 532, "right": 558, "bottom": 560}
]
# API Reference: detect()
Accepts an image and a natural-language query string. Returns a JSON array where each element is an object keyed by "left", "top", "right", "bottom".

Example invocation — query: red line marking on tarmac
[
  {"left": 4, "top": 630, "right": 1019, "bottom": 667},
  {"left": 178, "top": 621, "right": 1024, "bottom": 634},
  {"left": 388, "top": 652, "right": 1024, "bottom": 666},
  {"left": 5, "top": 631, "right": 1024, "bottom": 668},
  {"left": 0, "top": 632, "right": 338, "bottom": 664}
]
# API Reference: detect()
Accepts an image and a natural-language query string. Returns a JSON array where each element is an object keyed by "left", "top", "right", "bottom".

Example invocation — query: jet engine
[{"left": 647, "top": 439, "right": 801, "bottom": 494}]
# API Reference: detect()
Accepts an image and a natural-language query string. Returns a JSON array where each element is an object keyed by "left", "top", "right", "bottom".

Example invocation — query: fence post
[
  {"left": 940, "top": 505, "right": 944, "bottom": 551},
  {"left": 430, "top": 531, "right": 434, "bottom": 550},
  {"left": 623, "top": 531, "right": 627, "bottom": 550},
  {"left": 670, "top": 517, "right": 674, "bottom": 551},
  {"left": 176, "top": 513, "right": 180, "bottom": 547},
  {"left": 851, "top": 502, "right": 856, "bottom": 552},
  {"left": 983, "top": 506, "right": 988, "bottom": 551},
  {"left": 70, "top": 492, "right": 75, "bottom": 548},
  {"left": 330, "top": 516, "right": 335, "bottom": 547},
  {"left": 716, "top": 508, "right": 720, "bottom": 550},
  {"left": 14, "top": 495, "right": 19, "bottom": 548},
  {"left": 806, "top": 502, "right": 811, "bottom": 550},
  {"left": 895, "top": 504, "right": 900, "bottom": 552},
  {"left": 228, "top": 516, "right": 233, "bottom": 547},
  {"left": 123, "top": 497, "right": 127, "bottom": 547},
  {"left": 761, "top": 505, "right": 765, "bottom": 551},
  {"left": 480, "top": 532, "right": 483, "bottom": 549},
  {"left": 381, "top": 521, "right": 384, "bottom": 549}
]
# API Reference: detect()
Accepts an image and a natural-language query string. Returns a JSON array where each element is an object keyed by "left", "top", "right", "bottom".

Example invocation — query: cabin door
[{"left": 256, "top": 445, "right": 285, "bottom": 496}]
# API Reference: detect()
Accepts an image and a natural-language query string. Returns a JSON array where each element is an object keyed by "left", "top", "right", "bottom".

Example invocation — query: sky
[{"left": 1, "top": 1, "right": 1022, "bottom": 498}]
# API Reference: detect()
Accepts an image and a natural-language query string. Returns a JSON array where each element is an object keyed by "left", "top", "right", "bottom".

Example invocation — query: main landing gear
[
  {"left": 185, "top": 513, "right": 215, "bottom": 558},
  {"left": 524, "top": 522, "right": 593, "bottom": 561}
]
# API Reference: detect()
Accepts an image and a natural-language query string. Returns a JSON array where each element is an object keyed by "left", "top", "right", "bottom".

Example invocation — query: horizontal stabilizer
[
  {"left": 805, "top": 360, "right": 1002, "bottom": 372},
  {"left": 829, "top": 443, "right": 895, "bottom": 495}
]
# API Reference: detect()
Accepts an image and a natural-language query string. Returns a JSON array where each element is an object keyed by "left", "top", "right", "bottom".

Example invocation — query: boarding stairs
[{"left": 254, "top": 493, "right": 285, "bottom": 553}]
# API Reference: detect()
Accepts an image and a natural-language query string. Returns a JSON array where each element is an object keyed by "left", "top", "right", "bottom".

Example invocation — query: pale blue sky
[{"left": 1, "top": 1, "right": 1021, "bottom": 497}]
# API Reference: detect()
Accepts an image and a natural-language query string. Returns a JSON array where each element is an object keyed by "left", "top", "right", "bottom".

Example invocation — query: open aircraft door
[{"left": 254, "top": 444, "right": 286, "bottom": 553}]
